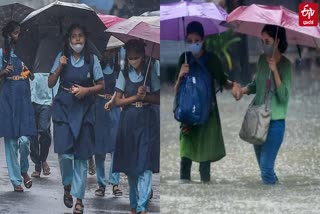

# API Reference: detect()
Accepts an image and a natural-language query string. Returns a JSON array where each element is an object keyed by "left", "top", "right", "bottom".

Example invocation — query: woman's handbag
[{"left": 239, "top": 71, "right": 273, "bottom": 145}]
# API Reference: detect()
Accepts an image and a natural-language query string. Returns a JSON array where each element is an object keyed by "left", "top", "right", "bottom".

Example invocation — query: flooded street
[{"left": 160, "top": 73, "right": 320, "bottom": 214}]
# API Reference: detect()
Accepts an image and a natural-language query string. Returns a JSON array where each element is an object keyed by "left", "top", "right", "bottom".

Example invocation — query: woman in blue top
[
  {"left": 0, "top": 21, "right": 36, "bottom": 192},
  {"left": 48, "top": 24, "right": 104, "bottom": 214},
  {"left": 93, "top": 46, "right": 123, "bottom": 197},
  {"left": 113, "top": 39, "right": 160, "bottom": 214}
]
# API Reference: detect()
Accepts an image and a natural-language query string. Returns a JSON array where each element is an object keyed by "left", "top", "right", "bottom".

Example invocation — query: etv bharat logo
[{"left": 299, "top": 3, "right": 318, "bottom": 26}]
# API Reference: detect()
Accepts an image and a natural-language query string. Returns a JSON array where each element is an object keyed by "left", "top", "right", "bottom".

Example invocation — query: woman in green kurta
[
  {"left": 175, "top": 21, "right": 240, "bottom": 183},
  {"left": 238, "top": 25, "right": 292, "bottom": 184}
]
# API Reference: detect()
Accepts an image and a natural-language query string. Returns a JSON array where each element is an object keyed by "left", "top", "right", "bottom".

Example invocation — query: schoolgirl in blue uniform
[
  {"left": 48, "top": 24, "right": 104, "bottom": 214},
  {"left": 113, "top": 39, "right": 160, "bottom": 214},
  {"left": 93, "top": 46, "right": 123, "bottom": 197},
  {"left": 0, "top": 21, "right": 36, "bottom": 192}
]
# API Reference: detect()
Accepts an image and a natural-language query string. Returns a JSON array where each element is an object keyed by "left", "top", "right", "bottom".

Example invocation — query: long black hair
[
  {"left": 100, "top": 47, "right": 121, "bottom": 72},
  {"left": 2, "top": 21, "right": 20, "bottom": 65},
  {"left": 261, "top": 24, "right": 288, "bottom": 53},
  {"left": 123, "top": 39, "right": 150, "bottom": 79},
  {"left": 63, "top": 24, "right": 91, "bottom": 64}
]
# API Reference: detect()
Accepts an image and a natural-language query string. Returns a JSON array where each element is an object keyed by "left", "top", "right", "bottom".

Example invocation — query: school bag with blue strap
[{"left": 173, "top": 52, "right": 216, "bottom": 126}]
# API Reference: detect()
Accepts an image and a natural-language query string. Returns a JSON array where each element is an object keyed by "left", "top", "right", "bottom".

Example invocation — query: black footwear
[{"left": 63, "top": 185, "right": 73, "bottom": 208}]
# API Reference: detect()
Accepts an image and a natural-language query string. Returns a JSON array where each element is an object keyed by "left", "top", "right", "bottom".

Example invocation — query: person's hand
[
  {"left": 232, "top": 82, "right": 243, "bottom": 101},
  {"left": 137, "top": 85, "right": 147, "bottom": 101},
  {"left": 71, "top": 84, "right": 88, "bottom": 99},
  {"left": 104, "top": 100, "right": 114, "bottom": 111},
  {"left": 2, "top": 65, "right": 13, "bottom": 75},
  {"left": 267, "top": 57, "right": 278, "bottom": 73},
  {"left": 59, "top": 56, "right": 68, "bottom": 67},
  {"left": 178, "top": 64, "right": 189, "bottom": 80}
]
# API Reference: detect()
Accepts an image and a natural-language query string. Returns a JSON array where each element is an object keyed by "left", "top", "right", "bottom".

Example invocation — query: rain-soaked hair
[
  {"left": 262, "top": 24, "right": 288, "bottom": 53},
  {"left": 186, "top": 21, "right": 204, "bottom": 40},
  {"left": 63, "top": 24, "right": 91, "bottom": 64},
  {"left": 123, "top": 39, "right": 148, "bottom": 79},
  {"left": 2, "top": 21, "right": 20, "bottom": 65}
]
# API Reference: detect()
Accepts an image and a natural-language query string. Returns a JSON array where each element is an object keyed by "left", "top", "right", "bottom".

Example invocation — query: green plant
[{"left": 206, "top": 29, "right": 241, "bottom": 70}]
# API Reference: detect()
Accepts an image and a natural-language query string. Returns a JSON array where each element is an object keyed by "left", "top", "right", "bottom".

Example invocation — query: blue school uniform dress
[
  {"left": 51, "top": 52, "right": 103, "bottom": 159},
  {"left": 0, "top": 49, "right": 36, "bottom": 138},
  {"left": 94, "top": 64, "right": 121, "bottom": 187},
  {"left": 0, "top": 48, "right": 36, "bottom": 187},
  {"left": 94, "top": 64, "right": 120, "bottom": 154},
  {"left": 113, "top": 66, "right": 160, "bottom": 176},
  {"left": 113, "top": 64, "right": 160, "bottom": 212},
  {"left": 50, "top": 51, "right": 103, "bottom": 199}
]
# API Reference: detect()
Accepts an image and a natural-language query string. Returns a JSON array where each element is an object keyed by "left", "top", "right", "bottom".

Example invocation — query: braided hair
[{"left": 2, "top": 21, "right": 20, "bottom": 66}]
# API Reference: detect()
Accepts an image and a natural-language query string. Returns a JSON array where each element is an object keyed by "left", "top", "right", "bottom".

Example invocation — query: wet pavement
[
  {"left": 160, "top": 74, "right": 320, "bottom": 214},
  {"left": 0, "top": 140, "right": 160, "bottom": 214}
]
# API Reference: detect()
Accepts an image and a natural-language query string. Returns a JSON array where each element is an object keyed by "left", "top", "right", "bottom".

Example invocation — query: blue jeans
[
  {"left": 128, "top": 170, "right": 152, "bottom": 213},
  {"left": 4, "top": 136, "right": 30, "bottom": 187},
  {"left": 254, "top": 120, "right": 285, "bottom": 184},
  {"left": 58, "top": 154, "right": 87, "bottom": 199},
  {"left": 95, "top": 153, "right": 120, "bottom": 187}
]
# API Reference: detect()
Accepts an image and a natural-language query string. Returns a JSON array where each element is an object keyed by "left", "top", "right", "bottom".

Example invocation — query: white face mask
[
  {"left": 128, "top": 57, "right": 142, "bottom": 69},
  {"left": 70, "top": 43, "right": 85, "bottom": 53}
]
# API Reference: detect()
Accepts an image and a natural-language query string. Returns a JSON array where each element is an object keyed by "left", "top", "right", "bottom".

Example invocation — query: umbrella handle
[
  {"left": 269, "top": 26, "right": 279, "bottom": 79},
  {"left": 182, "top": 17, "right": 187, "bottom": 64},
  {"left": 143, "top": 43, "right": 155, "bottom": 86}
]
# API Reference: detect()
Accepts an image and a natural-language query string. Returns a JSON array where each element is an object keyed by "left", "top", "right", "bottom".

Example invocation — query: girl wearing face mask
[
  {"left": 0, "top": 21, "right": 36, "bottom": 193},
  {"left": 92, "top": 46, "right": 123, "bottom": 198},
  {"left": 113, "top": 39, "right": 160, "bottom": 214},
  {"left": 175, "top": 21, "right": 241, "bottom": 184},
  {"left": 238, "top": 25, "right": 292, "bottom": 185},
  {"left": 48, "top": 24, "right": 104, "bottom": 214}
]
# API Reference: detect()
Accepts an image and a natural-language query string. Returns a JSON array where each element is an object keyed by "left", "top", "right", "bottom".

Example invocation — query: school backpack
[{"left": 173, "top": 52, "right": 215, "bottom": 126}]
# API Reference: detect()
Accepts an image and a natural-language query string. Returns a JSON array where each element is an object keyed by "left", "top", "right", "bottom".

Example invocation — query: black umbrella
[
  {"left": 15, "top": 1, "right": 107, "bottom": 72},
  {"left": 0, "top": 3, "right": 34, "bottom": 47}
]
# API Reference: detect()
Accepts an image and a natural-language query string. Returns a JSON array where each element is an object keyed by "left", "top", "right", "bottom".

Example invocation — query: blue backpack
[{"left": 174, "top": 52, "right": 215, "bottom": 126}]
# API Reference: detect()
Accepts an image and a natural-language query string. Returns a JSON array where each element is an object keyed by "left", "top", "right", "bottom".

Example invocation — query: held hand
[
  {"left": 178, "top": 64, "right": 189, "bottom": 80},
  {"left": 137, "top": 86, "right": 147, "bottom": 101},
  {"left": 59, "top": 56, "right": 68, "bottom": 66},
  {"left": 267, "top": 57, "right": 278, "bottom": 73},
  {"left": 71, "top": 84, "right": 88, "bottom": 99},
  {"left": 231, "top": 82, "right": 243, "bottom": 101},
  {"left": 104, "top": 100, "right": 114, "bottom": 111},
  {"left": 3, "top": 65, "right": 13, "bottom": 74}
]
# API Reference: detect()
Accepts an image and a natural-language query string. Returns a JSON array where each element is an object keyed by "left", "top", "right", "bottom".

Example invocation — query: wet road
[
  {"left": 160, "top": 75, "right": 320, "bottom": 214},
  {"left": 0, "top": 140, "right": 160, "bottom": 214}
]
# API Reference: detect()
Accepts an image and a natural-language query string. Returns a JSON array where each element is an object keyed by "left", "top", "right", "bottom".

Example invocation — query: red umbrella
[{"left": 227, "top": 4, "right": 320, "bottom": 48}]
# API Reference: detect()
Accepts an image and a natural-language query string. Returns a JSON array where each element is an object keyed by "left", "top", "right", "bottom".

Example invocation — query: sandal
[
  {"left": 31, "top": 171, "right": 41, "bottom": 178},
  {"left": 64, "top": 185, "right": 73, "bottom": 208},
  {"left": 73, "top": 201, "right": 84, "bottom": 214},
  {"left": 14, "top": 185, "right": 24, "bottom": 192},
  {"left": 94, "top": 186, "right": 105, "bottom": 197},
  {"left": 42, "top": 162, "right": 51, "bottom": 176},
  {"left": 88, "top": 158, "right": 96, "bottom": 175},
  {"left": 22, "top": 173, "right": 32, "bottom": 189},
  {"left": 112, "top": 185, "right": 123, "bottom": 197}
]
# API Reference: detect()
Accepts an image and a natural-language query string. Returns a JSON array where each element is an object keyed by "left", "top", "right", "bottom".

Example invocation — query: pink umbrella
[
  {"left": 97, "top": 14, "right": 125, "bottom": 28},
  {"left": 106, "top": 17, "right": 160, "bottom": 59},
  {"left": 227, "top": 4, "right": 320, "bottom": 48}
]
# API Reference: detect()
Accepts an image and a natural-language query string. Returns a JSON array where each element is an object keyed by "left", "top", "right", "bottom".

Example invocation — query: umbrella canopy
[
  {"left": 97, "top": 14, "right": 125, "bottom": 28},
  {"left": 97, "top": 13, "right": 125, "bottom": 50},
  {"left": 0, "top": 3, "right": 34, "bottom": 46},
  {"left": 160, "top": 1, "right": 228, "bottom": 40},
  {"left": 15, "top": 1, "right": 107, "bottom": 72},
  {"left": 227, "top": 4, "right": 320, "bottom": 48},
  {"left": 106, "top": 16, "right": 160, "bottom": 59}
]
